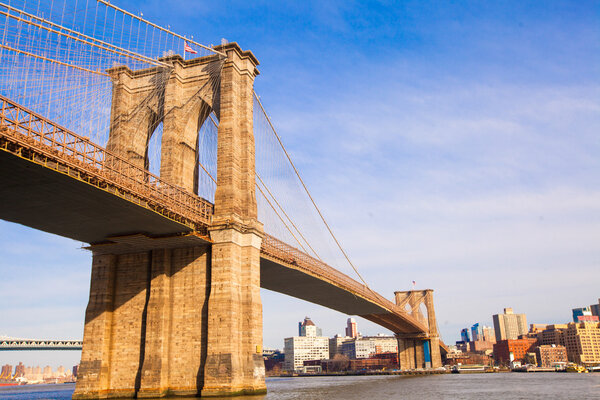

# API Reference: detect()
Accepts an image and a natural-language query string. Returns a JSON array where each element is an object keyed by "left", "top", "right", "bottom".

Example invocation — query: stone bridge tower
[
  {"left": 73, "top": 43, "right": 265, "bottom": 399},
  {"left": 394, "top": 289, "right": 442, "bottom": 369}
]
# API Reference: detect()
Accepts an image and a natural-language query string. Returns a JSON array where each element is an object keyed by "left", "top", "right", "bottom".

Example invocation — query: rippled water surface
[{"left": 1, "top": 373, "right": 599, "bottom": 399}]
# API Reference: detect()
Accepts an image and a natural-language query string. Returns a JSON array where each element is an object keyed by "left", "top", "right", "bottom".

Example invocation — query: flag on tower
[{"left": 184, "top": 42, "right": 197, "bottom": 54}]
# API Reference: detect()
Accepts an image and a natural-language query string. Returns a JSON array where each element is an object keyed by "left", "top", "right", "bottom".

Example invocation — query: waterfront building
[
  {"left": 14, "top": 362, "right": 25, "bottom": 378},
  {"left": 329, "top": 334, "right": 351, "bottom": 359},
  {"left": 536, "top": 344, "right": 567, "bottom": 368},
  {"left": 460, "top": 328, "right": 470, "bottom": 342},
  {"left": 444, "top": 351, "right": 492, "bottom": 366},
  {"left": 263, "top": 349, "right": 284, "bottom": 374},
  {"left": 43, "top": 366, "right": 53, "bottom": 378},
  {"left": 345, "top": 318, "right": 358, "bottom": 338},
  {"left": 493, "top": 337, "right": 538, "bottom": 365},
  {"left": 284, "top": 317, "right": 329, "bottom": 372},
  {"left": 564, "top": 321, "right": 600, "bottom": 366},
  {"left": 493, "top": 307, "right": 527, "bottom": 341},
  {"left": 469, "top": 340, "right": 494, "bottom": 353},
  {"left": 341, "top": 335, "right": 397, "bottom": 359},
  {"left": 0, "top": 364, "right": 12, "bottom": 379}
]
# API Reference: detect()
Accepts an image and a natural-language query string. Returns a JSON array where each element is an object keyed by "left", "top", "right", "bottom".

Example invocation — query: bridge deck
[{"left": 0, "top": 95, "right": 436, "bottom": 338}]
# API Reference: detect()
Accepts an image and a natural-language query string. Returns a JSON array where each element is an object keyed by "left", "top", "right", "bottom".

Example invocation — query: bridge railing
[
  {"left": 261, "top": 233, "right": 426, "bottom": 331},
  {"left": 0, "top": 94, "right": 213, "bottom": 232}
]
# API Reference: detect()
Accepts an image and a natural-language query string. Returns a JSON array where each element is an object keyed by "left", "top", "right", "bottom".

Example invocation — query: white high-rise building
[
  {"left": 284, "top": 317, "right": 329, "bottom": 372},
  {"left": 341, "top": 335, "right": 398, "bottom": 359}
]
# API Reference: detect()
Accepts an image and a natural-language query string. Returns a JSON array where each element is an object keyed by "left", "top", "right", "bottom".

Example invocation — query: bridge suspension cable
[
  {"left": 0, "top": 0, "right": 220, "bottom": 149},
  {"left": 95, "top": 0, "right": 225, "bottom": 57},
  {"left": 253, "top": 92, "right": 372, "bottom": 289}
]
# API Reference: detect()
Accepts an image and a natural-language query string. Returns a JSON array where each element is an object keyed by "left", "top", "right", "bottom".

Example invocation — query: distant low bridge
[{"left": 0, "top": 338, "right": 83, "bottom": 351}]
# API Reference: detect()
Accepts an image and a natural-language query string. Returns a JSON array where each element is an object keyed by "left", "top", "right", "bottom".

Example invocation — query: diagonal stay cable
[
  {"left": 191, "top": 141, "right": 309, "bottom": 256},
  {"left": 255, "top": 172, "right": 323, "bottom": 262},
  {"left": 253, "top": 90, "right": 372, "bottom": 290}
]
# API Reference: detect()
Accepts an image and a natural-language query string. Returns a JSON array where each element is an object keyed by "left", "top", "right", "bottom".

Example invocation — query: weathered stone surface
[
  {"left": 75, "top": 43, "right": 264, "bottom": 399},
  {"left": 203, "top": 42, "right": 265, "bottom": 397},
  {"left": 75, "top": 246, "right": 211, "bottom": 399}
]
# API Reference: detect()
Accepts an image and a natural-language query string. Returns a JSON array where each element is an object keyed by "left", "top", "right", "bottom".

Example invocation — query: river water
[{"left": 1, "top": 373, "right": 599, "bottom": 399}]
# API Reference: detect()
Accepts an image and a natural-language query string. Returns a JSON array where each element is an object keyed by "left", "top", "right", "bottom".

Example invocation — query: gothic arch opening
[
  {"left": 146, "top": 120, "right": 163, "bottom": 177},
  {"left": 419, "top": 302, "right": 429, "bottom": 329}
]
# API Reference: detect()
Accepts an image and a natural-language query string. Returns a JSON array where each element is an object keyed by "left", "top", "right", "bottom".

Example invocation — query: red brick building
[
  {"left": 536, "top": 344, "right": 567, "bottom": 368},
  {"left": 493, "top": 337, "right": 538, "bottom": 365}
]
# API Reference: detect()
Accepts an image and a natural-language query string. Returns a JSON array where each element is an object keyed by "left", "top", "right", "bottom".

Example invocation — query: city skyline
[{"left": 1, "top": 0, "right": 599, "bottom": 369}]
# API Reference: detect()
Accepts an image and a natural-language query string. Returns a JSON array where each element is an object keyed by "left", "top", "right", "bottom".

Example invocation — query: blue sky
[{"left": 1, "top": 0, "right": 599, "bottom": 368}]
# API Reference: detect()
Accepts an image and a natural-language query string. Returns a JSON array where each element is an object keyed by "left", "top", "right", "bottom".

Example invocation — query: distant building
[
  {"left": 493, "top": 308, "right": 527, "bottom": 341},
  {"left": 482, "top": 326, "right": 496, "bottom": 343},
  {"left": 471, "top": 323, "right": 483, "bottom": 341},
  {"left": 0, "top": 364, "right": 12, "bottom": 379},
  {"left": 591, "top": 299, "right": 600, "bottom": 318},
  {"left": 572, "top": 306, "right": 599, "bottom": 323},
  {"left": 564, "top": 322, "right": 600, "bottom": 366},
  {"left": 536, "top": 345, "right": 567, "bottom": 368},
  {"left": 284, "top": 317, "right": 329, "bottom": 372},
  {"left": 460, "top": 328, "right": 470, "bottom": 342},
  {"left": 72, "top": 365, "right": 79, "bottom": 379},
  {"left": 341, "top": 336, "right": 398, "bottom": 359},
  {"left": 263, "top": 349, "right": 284, "bottom": 374},
  {"left": 455, "top": 341, "right": 469, "bottom": 353},
  {"left": 329, "top": 335, "right": 351, "bottom": 359},
  {"left": 345, "top": 318, "right": 358, "bottom": 338},
  {"left": 43, "top": 365, "right": 53, "bottom": 379},
  {"left": 529, "top": 324, "right": 548, "bottom": 334},
  {"left": 299, "top": 317, "right": 322, "bottom": 337},
  {"left": 537, "top": 324, "right": 568, "bottom": 346},
  {"left": 469, "top": 340, "right": 494, "bottom": 353},
  {"left": 445, "top": 351, "right": 493, "bottom": 366},
  {"left": 14, "top": 362, "right": 25, "bottom": 378},
  {"left": 493, "top": 337, "right": 538, "bottom": 365}
]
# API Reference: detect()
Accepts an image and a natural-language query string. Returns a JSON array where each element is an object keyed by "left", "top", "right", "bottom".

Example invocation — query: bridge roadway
[{"left": 0, "top": 95, "right": 437, "bottom": 339}]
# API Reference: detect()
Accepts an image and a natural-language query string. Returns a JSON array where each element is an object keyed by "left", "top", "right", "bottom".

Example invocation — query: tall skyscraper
[
  {"left": 471, "top": 323, "right": 483, "bottom": 341},
  {"left": 345, "top": 318, "right": 358, "bottom": 338},
  {"left": 492, "top": 307, "right": 528, "bottom": 341},
  {"left": 461, "top": 328, "right": 470, "bottom": 342}
]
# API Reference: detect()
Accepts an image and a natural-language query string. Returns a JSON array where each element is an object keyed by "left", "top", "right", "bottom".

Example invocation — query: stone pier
[{"left": 73, "top": 43, "right": 265, "bottom": 399}]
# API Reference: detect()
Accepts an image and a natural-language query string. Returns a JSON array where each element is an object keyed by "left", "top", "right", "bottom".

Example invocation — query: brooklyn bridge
[{"left": 0, "top": 0, "right": 446, "bottom": 398}]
